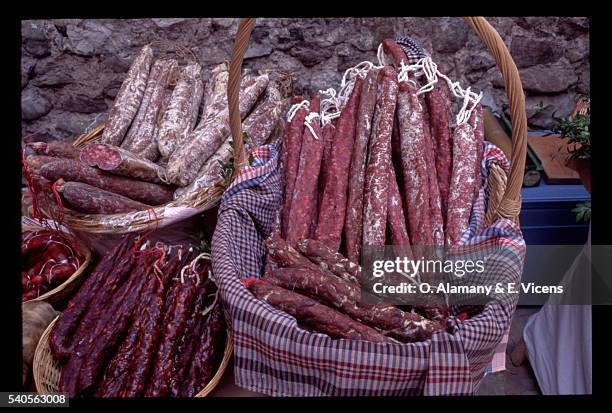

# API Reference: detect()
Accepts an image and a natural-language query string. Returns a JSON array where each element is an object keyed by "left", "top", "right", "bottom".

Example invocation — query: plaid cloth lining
[{"left": 211, "top": 134, "right": 524, "bottom": 396}]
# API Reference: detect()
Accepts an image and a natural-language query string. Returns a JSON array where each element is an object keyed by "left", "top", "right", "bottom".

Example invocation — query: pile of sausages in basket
[
  {"left": 23, "top": 44, "right": 290, "bottom": 216},
  {"left": 43, "top": 234, "right": 227, "bottom": 397},
  {"left": 243, "top": 38, "right": 486, "bottom": 344}
]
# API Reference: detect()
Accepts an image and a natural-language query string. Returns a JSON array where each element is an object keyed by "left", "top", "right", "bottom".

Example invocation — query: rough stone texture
[{"left": 21, "top": 17, "right": 589, "bottom": 140}]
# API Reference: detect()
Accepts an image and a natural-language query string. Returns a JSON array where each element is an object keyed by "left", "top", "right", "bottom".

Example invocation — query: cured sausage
[
  {"left": 285, "top": 95, "right": 324, "bottom": 246},
  {"left": 317, "top": 121, "right": 335, "bottom": 209},
  {"left": 173, "top": 89, "right": 288, "bottom": 199},
  {"left": 122, "top": 59, "right": 178, "bottom": 161},
  {"left": 421, "top": 100, "right": 445, "bottom": 246},
  {"left": 397, "top": 81, "right": 433, "bottom": 247},
  {"left": 296, "top": 238, "right": 361, "bottom": 285},
  {"left": 386, "top": 168, "right": 411, "bottom": 247},
  {"left": 424, "top": 81, "right": 453, "bottom": 219},
  {"left": 95, "top": 262, "right": 160, "bottom": 397},
  {"left": 166, "top": 74, "right": 269, "bottom": 187},
  {"left": 29, "top": 140, "right": 80, "bottom": 159},
  {"left": 264, "top": 265, "right": 361, "bottom": 306},
  {"left": 49, "top": 235, "right": 133, "bottom": 360},
  {"left": 182, "top": 297, "right": 225, "bottom": 397},
  {"left": 101, "top": 45, "right": 154, "bottom": 146},
  {"left": 40, "top": 159, "right": 173, "bottom": 205},
  {"left": 75, "top": 254, "right": 155, "bottom": 396},
  {"left": 446, "top": 122, "right": 479, "bottom": 246},
  {"left": 79, "top": 143, "right": 167, "bottom": 185},
  {"left": 314, "top": 77, "right": 363, "bottom": 251},
  {"left": 145, "top": 275, "right": 198, "bottom": 397},
  {"left": 345, "top": 302, "right": 445, "bottom": 343},
  {"left": 169, "top": 277, "right": 211, "bottom": 397},
  {"left": 345, "top": 69, "right": 379, "bottom": 263},
  {"left": 121, "top": 249, "right": 188, "bottom": 397},
  {"left": 362, "top": 66, "right": 398, "bottom": 247},
  {"left": 280, "top": 98, "right": 309, "bottom": 238},
  {"left": 244, "top": 278, "right": 391, "bottom": 343},
  {"left": 55, "top": 180, "right": 150, "bottom": 214},
  {"left": 156, "top": 63, "right": 205, "bottom": 159}
]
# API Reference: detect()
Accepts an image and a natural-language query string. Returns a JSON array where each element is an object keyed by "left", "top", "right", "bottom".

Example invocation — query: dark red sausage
[
  {"left": 286, "top": 95, "right": 324, "bottom": 246},
  {"left": 280, "top": 98, "right": 309, "bottom": 239},
  {"left": 397, "top": 81, "right": 433, "bottom": 247},
  {"left": 424, "top": 81, "right": 453, "bottom": 220},
  {"left": 314, "top": 77, "right": 363, "bottom": 251},
  {"left": 264, "top": 265, "right": 360, "bottom": 306},
  {"left": 245, "top": 278, "right": 392, "bottom": 343},
  {"left": 344, "top": 69, "right": 379, "bottom": 263},
  {"left": 41, "top": 159, "right": 174, "bottom": 205},
  {"left": 49, "top": 235, "right": 133, "bottom": 360},
  {"left": 121, "top": 249, "right": 188, "bottom": 397},
  {"left": 420, "top": 94, "right": 445, "bottom": 246},
  {"left": 55, "top": 180, "right": 150, "bottom": 214}
]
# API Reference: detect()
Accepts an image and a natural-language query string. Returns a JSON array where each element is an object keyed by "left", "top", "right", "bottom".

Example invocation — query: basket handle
[{"left": 228, "top": 17, "right": 527, "bottom": 220}]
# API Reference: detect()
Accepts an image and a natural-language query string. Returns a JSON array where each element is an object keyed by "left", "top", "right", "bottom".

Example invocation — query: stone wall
[{"left": 21, "top": 17, "right": 589, "bottom": 140}]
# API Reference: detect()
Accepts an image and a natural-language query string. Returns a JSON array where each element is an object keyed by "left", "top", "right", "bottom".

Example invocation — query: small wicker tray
[
  {"left": 33, "top": 316, "right": 233, "bottom": 397},
  {"left": 22, "top": 225, "right": 93, "bottom": 307}
]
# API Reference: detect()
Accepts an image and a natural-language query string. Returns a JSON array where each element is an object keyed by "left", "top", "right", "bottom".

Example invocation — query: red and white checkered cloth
[{"left": 211, "top": 140, "right": 524, "bottom": 396}]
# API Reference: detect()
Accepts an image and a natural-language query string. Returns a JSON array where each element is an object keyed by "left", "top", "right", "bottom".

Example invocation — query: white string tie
[
  {"left": 304, "top": 112, "right": 321, "bottom": 140},
  {"left": 287, "top": 99, "right": 310, "bottom": 122}
]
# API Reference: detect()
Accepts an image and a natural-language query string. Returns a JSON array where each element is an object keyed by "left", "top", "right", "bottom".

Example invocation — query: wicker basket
[
  {"left": 33, "top": 316, "right": 233, "bottom": 397},
  {"left": 22, "top": 224, "right": 93, "bottom": 307},
  {"left": 213, "top": 17, "right": 529, "bottom": 396}
]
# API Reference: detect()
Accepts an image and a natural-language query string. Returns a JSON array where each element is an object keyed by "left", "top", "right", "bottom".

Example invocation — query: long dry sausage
[
  {"left": 40, "top": 159, "right": 174, "bottom": 205},
  {"left": 362, "top": 66, "right": 398, "bottom": 247},
  {"left": 101, "top": 45, "right": 154, "bottom": 146},
  {"left": 29, "top": 141, "right": 80, "bottom": 159},
  {"left": 344, "top": 69, "right": 379, "bottom": 263},
  {"left": 296, "top": 238, "right": 361, "bottom": 285},
  {"left": 387, "top": 167, "right": 411, "bottom": 247},
  {"left": 424, "top": 81, "right": 453, "bottom": 220},
  {"left": 446, "top": 122, "right": 478, "bottom": 246},
  {"left": 156, "top": 63, "right": 204, "bottom": 159},
  {"left": 397, "top": 81, "right": 433, "bottom": 247},
  {"left": 285, "top": 95, "right": 324, "bottom": 246},
  {"left": 245, "top": 278, "right": 391, "bottom": 343},
  {"left": 314, "top": 77, "right": 363, "bottom": 251},
  {"left": 55, "top": 180, "right": 149, "bottom": 214},
  {"left": 280, "top": 98, "right": 309, "bottom": 238},
  {"left": 122, "top": 59, "right": 178, "bottom": 161}
]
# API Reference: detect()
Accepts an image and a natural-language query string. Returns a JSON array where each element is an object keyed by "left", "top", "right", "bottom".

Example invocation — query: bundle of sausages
[
  {"left": 48, "top": 235, "right": 226, "bottom": 398},
  {"left": 279, "top": 39, "right": 485, "bottom": 258},
  {"left": 245, "top": 235, "right": 446, "bottom": 343},
  {"left": 23, "top": 44, "right": 291, "bottom": 215}
]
